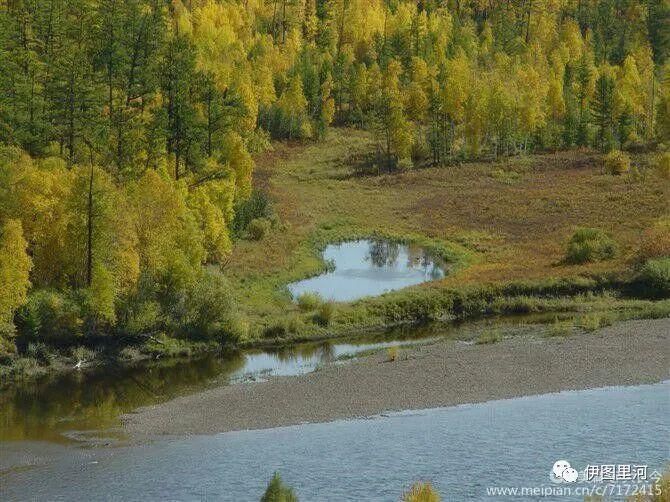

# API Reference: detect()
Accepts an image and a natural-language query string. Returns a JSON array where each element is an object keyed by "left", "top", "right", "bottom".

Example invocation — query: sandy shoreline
[{"left": 122, "top": 318, "right": 670, "bottom": 437}]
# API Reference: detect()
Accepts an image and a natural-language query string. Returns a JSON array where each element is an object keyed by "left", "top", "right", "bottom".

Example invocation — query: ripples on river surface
[{"left": 2, "top": 382, "right": 668, "bottom": 501}]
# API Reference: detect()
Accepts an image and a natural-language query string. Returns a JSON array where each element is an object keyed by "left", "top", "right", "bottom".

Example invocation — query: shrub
[
  {"left": 176, "top": 271, "right": 242, "bottom": 341},
  {"left": 565, "top": 228, "right": 617, "bottom": 264},
  {"left": 261, "top": 472, "right": 298, "bottom": 502},
  {"left": 652, "top": 469, "right": 670, "bottom": 501},
  {"left": 490, "top": 168, "right": 521, "bottom": 184},
  {"left": 262, "top": 322, "right": 287, "bottom": 338},
  {"left": 296, "top": 292, "right": 322, "bottom": 311},
  {"left": 232, "top": 190, "right": 272, "bottom": 236},
  {"left": 119, "top": 346, "right": 144, "bottom": 362},
  {"left": 639, "top": 218, "right": 670, "bottom": 261},
  {"left": 118, "top": 299, "right": 162, "bottom": 336},
  {"left": 397, "top": 157, "right": 414, "bottom": 171},
  {"left": 26, "top": 342, "right": 57, "bottom": 365},
  {"left": 261, "top": 316, "right": 302, "bottom": 339},
  {"left": 70, "top": 346, "right": 96, "bottom": 363},
  {"left": 475, "top": 330, "right": 503, "bottom": 344},
  {"left": 17, "top": 289, "right": 83, "bottom": 340},
  {"left": 655, "top": 151, "right": 670, "bottom": 179},
  {"left": 143, "top": 335, "right": 193, "bottom": 358},
  {"left": 639, "top": 258, "right": 670, "bottom": 297},
  {"left": 402, "top": 482, "right": 441, "bottom": 502},
  {"left": 603, "top": 150, "right": 630, "bottom": 175},
  {"left": 313, "top": 301, "right": 336, "bottom": 326},
  {"left": 247, "top": 217, "right": 271, "bottom": 241},
  {"left": 578, "top": 314, "right": 613, "bottom": 332},
  {"left": 0, "top": 333, "right": 16, "bottom": 359},
  {"left": 284, "top": 315, "right": 303, "bottom": 334},
  {"left": 545, "top": 320, "right": 573, "bottom": 337}
]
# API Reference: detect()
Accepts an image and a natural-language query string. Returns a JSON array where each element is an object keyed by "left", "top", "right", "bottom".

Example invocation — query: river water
[
  {"left": 0, "top": 316, "right": 566, "bottom": 444},
  {"left": 1, "top": 382, "right": 668, "bottom": 501}
]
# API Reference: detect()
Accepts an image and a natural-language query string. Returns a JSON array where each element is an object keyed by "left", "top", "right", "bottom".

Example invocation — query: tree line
[{"left": 0, "top": 0, "right": 669, "bottom": 355}]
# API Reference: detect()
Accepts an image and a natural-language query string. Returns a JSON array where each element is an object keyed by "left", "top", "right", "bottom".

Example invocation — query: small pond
[{"left": 287, "top": 239, "right": 447, "bottom": 302}]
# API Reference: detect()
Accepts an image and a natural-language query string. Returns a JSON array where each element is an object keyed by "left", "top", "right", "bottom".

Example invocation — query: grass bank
[
  {"left": 225, "top": 127, "right": 668, "bottom": 340},
  {"left": 2, "top": 128, "right": 668, "bottom": 384}
]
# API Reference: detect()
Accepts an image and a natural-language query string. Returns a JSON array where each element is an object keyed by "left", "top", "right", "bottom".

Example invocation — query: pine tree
[{"left": 592, "top": 72, "right": 617, "bottom": 151}]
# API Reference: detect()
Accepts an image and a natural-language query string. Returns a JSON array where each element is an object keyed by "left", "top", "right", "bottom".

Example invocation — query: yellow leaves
[
  {"left": 514, "top": 65, "right": 548, "bottom": 134},
  {"left": 0, "top": 151, "right": 73, "bottom": 287},
  {"left": 222, "top": 131, "right": 254, "bottom": 200},
  {"left": 547, "top": 75, "right": 565, "bottom": 119},
  {"left": 320, "top": 75, "right": 336, "bottom": 127},
  {"left": 405, "top": 82, "right": 428, "bottom": 123},
  {"left": 559, "top": 19, "right": 585, "bottom": 62},
  {"left": 616, "top": 55, "right": 645, "bottom": 119},
  {"left": 188, "top": 188, "right": 232, "bottom": 263},
  {"left": 233, "top": 71, "right": 260, "bottom": 132},
  {"left": 273, "top": 74, "right": 312, "bottom": 139},
  {"left": 130, "top": 169, "right": 202, "bottom": 275},
  {"left": 191, "top": 1, "right": 247, "bottom": 89},
  {"left": 173, "top": 0, "right": 193, "bottom": 36},
  {"left": 440, "top": 50, "right": 472, "bottom": 123},
  {"left": 88, "top": 263, "right": 117, "bottom": 323},
  {"left": 0, "top": 219, "right": 32, "bottom": 325}
]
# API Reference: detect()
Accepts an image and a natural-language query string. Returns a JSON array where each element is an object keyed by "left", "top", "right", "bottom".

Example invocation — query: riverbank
[
  {"left": 122, "top": 317, "right": 670, "bottom": 437},
  {"left": 227, "top": 128, "right": 669, "bottom": 337}
]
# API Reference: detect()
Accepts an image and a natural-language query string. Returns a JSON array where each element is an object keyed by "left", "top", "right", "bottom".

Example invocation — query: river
[{"left": 1, "top": 382, "right": 668, "bottom": 501}]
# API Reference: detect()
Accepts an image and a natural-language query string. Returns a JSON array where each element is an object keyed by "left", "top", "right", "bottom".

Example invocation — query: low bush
[
  {"left": 638, "top": 218, "right": 670, "bottom": 261},
  {"left": 0, "top": 333, "right": 16, "bottom": 359},
  {"left": 373, "top": 289, "right": 454, "bottom": 323},
  {"left": 262, "top": 322, "right": 287, "bottom": 338},
  {"left": 284, "top": 315, "right": 303, "bottom": 334},
  {"left": 174, "top": 271, "right": 244, "bottom": 342},
  {"left": 475, "top": 330, "right": 503, "bottom": 344},
  {"left": 490, "top": 168, "right": 522, "bottom": 184},
  {"left": 313, "top": 301, "right": 336, "bottom": 326},
  {"left": 565, "top": 228, "right": 617, "bottom": 264},
  {"left": 654, "top": 151, "right": 670, "bottom": 179},
  {"left": 247, "top": 217, "right": 272, "bottom": 241},
  {"left": 119, "top": 346, "right": 144, "bottom": 362},
  {"left": 143, "top": 335, "right": 194, "bottom": 358},
  {"left": 545, "top": 320, "right": 573, "bottom": 337},
  {"left": 26, "top": 342, "right": 58, "bottom": 365},
  {"left": 577, "top": 314, "right": 613, "bottom": 332},
  {"left": 70, "top": 346, "right": 96, "bottom": 363},
  {"left": 638, "top": 258, "right": 670, "bottom": 298},
  {"left": 262, "top": 315, "right": 303, "bottom": 339},
  {"left": 17, "top": 289, "right": 83, "bottom": 340},
  {"left": 603, "top": 150, "right": 630, "bottom": 175},
  {"left": 261, "top": 472, "right": 298, "bottom": 502},
  {"left": 402, "top": 482, "right": 441, "bottom": 502},
  {"left": 232, "top": 190, "right": 272, "bottom": 236},
  {"left": 296, "top": 292, "right": 322, "bottom": 311}
]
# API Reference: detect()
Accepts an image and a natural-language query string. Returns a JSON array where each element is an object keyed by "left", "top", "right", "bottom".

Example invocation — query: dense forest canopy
[{"left": 0, "top": 0, "right": 668, "bottom": 355}]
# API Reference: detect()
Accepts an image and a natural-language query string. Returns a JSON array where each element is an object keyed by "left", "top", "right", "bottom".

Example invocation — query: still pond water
[
  {"left": 287, "top": 239, "right": 446, "bottom": 301},
  {"left": 1, "top": 382, "right": 668, "bottom": 501}
]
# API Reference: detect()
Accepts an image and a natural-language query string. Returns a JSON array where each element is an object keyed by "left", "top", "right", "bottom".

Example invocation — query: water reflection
[
  {"left": 288, "top": 239, "right": 447, "bottom": 302},
  {"left": 0, "top": 325, "right": 441, "bottom": 443},
  {"left": 0, "top": 312, "right": 625, "bottom": 444}
]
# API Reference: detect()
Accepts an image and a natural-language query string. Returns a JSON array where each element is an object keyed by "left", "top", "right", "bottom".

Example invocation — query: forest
[{"left": 0, "top": 0, "right": 669, "bottom": 364}]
